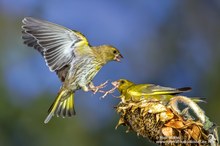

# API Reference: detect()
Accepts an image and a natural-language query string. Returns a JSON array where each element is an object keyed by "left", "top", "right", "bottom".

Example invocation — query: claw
[{"left": 96, "top": 80, "right": 109, "bottom": 91}]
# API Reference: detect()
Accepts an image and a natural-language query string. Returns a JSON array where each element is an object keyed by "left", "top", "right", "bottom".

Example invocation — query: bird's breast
[{"left": 66, "top": 57, "right": 102, "bottom": 89}]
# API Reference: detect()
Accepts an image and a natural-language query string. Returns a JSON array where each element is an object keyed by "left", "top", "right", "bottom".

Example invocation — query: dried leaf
[
  {"left": 165, "top": 120, "right": 185, "bottom": 129},
  {"left": 160, "top": 110, "right": 174, "bottom": 122},
  {"left": 190, "top": 125, "right": 201, "bottom": 141},
  {"left": 148, "top": 103, "right": 166, "bottom": 114},
  {"left": 162, "top": 127, "right": 173, "bottom": 137},
  {"left": 115, "top": 117, "right": 125, "bottom": 129}
]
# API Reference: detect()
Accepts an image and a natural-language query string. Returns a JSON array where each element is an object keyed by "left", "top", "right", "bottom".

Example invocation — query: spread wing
[
  {"left": 127, "top": 84, "right": 191, "bottom": 96},
  {"left": 22, "top": 17, "right": 89, "bottom": 72}
]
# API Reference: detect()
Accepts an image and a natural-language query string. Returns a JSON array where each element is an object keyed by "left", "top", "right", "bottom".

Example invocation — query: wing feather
[
  {"left": 128, "top": 84, "right": 191, "bottom": 96},
  {"left": 22, "top": 17, "right": 89, "bottom": 72}
]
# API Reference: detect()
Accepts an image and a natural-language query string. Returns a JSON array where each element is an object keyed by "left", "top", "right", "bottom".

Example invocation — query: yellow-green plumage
[
  {"left": 22, "top": 17, "right": 123, "bottom": 123},
  {"left": 44, "top": 90, "right": 75, "bottom": 123},
  {"left": 113, "top": 79, "right": 197, "bottom": 104}
]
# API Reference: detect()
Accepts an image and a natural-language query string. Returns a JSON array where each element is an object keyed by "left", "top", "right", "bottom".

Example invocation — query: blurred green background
[{"left": 0, "top": 0, "right": 220, "bottom": 145}]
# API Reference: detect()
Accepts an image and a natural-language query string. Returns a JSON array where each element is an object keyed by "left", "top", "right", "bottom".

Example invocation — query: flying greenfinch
[
  {"left": 22, "top": 17, "right": 123, "bottom": 123},
  {"left": 111, "top": 79, "right": 200, "bottom": 104}
]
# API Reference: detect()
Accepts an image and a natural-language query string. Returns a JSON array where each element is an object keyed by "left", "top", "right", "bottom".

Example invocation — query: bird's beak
[
  {"left": 112, "top": 81, "right": 119, "bottom": 88},
  {"left": 114, "top": 53, "right": 123, "bottom": 62}
]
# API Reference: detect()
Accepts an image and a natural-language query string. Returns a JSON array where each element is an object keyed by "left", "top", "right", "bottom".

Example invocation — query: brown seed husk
[{"left": 115, "top": 96, "right": 219, "bottom": 146}]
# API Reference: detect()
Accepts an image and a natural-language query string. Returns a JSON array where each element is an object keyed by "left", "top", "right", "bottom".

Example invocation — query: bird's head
[
  {"left": 96, "top": 45, "right": 123, "bottom": 63},
  {"left": 112, "top": 79, "right": 134, "bottom": 94}
]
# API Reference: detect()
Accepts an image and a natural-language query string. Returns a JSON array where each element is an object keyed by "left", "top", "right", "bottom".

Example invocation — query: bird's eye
[
  {"left": 113, "top": 50, "right": 117, "bottom": 54},
  {"left": 120, "top": 80, "right": 125, "bottom": 84}
]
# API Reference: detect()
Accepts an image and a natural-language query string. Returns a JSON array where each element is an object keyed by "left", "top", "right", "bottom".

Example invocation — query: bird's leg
[
  {"left": 81, "top": 85, "right": 89, "bottom": 92},
  {"left": 88, "top": 81, "right": 109, "bottom": 94}
]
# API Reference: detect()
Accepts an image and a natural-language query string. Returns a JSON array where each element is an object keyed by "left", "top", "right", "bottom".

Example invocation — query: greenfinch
[
  {"left": 112, "top": 79, "right": 195, "bottom": 103},
  {"left": 22, "top": 17, "right": 123, "bottom": 123}
]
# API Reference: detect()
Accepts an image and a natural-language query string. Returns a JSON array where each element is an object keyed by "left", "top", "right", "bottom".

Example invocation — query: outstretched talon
[{"left": 89, "top": 80, "right": 109, "bottom": 94}]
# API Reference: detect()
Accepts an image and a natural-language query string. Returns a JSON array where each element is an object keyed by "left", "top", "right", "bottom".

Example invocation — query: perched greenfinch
[
  {"left": 112, "top": 79, "right": 201, "bottom": 104},
  {"left": 22, "top": 17, "right": 123, "bottom": 123}
]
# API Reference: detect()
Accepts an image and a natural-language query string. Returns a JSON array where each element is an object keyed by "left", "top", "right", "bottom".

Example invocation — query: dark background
[{"left": 0, "top": 0, "right": 220, "bottom": 145}]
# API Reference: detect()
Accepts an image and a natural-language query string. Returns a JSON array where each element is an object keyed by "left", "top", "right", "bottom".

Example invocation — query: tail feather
[
  {"left": 150, "top": 87, "right": 192, "bottom": 96},
  {"left": 44, "top": 90, "right": 75, "bottom": 124},
  {"left": 169, "top": 87, "right": 192, "bottom": 95},
  {"left": 177, "top": 87, "right": 192, "bottom": 92}
]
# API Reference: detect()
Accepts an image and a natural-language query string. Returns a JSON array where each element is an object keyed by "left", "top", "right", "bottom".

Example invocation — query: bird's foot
[
  {"left": 88, "top": 81, "right": 117, "bottom": 98},
  {"left": 89, "top": 80, "right": 109, "bottom": 94}
]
